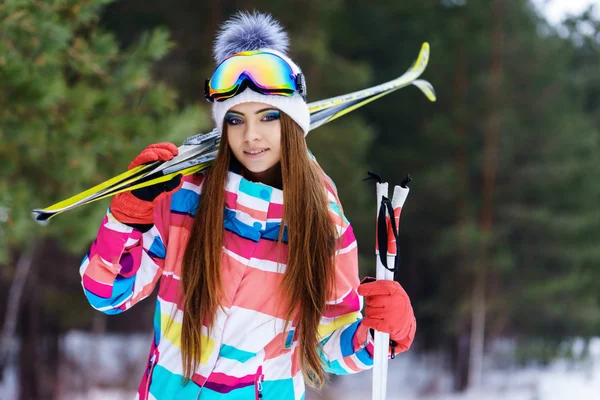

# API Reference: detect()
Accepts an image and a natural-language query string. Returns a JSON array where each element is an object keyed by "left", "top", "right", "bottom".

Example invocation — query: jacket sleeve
[
  {"left": 79, "top": 195, "right": 173, "bottom": 315},
  {"left": 317, "top": 195, "right": 415, "bottom": 375}
]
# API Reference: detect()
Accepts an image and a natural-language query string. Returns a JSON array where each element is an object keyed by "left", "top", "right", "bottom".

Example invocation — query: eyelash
[
  {"left": 262, "top": 113, "right": 280, "bottom": 122},
  {"left": 225, "top": 116, "right": 243, "bottom": 126},
  {"left": 225, "top": 113, "right": 280, "bottom": 125}
]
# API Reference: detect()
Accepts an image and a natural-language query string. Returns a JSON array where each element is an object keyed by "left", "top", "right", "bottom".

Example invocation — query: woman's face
[{"left": 225, "top": 102, "right": 282, "bottom": 175}]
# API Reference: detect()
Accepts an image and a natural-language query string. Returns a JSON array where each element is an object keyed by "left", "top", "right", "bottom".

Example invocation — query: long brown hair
[{"left": 180, "top": 112, "right": 337, "bottom": 389}]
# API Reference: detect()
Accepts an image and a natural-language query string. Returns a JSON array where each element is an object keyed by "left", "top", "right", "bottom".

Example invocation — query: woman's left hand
[{"left": 357, "top": 279, "right": 416, "bottom": 348}]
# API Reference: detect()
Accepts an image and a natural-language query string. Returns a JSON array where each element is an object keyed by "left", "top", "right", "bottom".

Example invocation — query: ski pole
[{"left": 367, "top": 172, "right": 410, "bottom": 400}]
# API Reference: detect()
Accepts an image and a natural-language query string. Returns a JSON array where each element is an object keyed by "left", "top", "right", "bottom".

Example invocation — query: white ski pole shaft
[{"left": 373, "top": 182, "right": 389, "bottom": 400}]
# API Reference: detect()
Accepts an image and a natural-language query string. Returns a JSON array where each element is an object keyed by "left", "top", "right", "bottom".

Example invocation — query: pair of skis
[{"left": 32, "top": 42, "right": 435, "bottom": 222}]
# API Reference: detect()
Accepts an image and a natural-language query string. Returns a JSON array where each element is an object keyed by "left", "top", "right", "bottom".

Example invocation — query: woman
[{"left": 79, "top": 12, "right": 415, "bottom": 400}]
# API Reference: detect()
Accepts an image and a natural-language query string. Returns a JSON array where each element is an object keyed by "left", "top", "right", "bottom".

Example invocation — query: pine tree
[
  {"left": 0, "top": 1, "right": 207, "bottom": 397},
  {"left": 331, "top": 0, "right": 600, "bottom": 389}
]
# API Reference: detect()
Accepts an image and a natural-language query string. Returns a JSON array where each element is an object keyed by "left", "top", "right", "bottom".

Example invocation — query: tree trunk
[
  {"left": 452, "top": 26, "right": 472, "bottom": 393},
  {"left": 468, "top": 268, "right": 486, "bottom": 389},
  {"left": 206, "top": 0, "right": 222, "bottom": 41},
  {"left": 453, "top": 332, "right": 471, "bottom": 391},
  {"left": 46, "top": 323, "right": 61, "bottom": 400},
  {"left": 468, "top": 0, "right": 504, "bottom": 390},
  {"left": 0, "top": 242, "right": 39, "bottom": 373},
  {"left": 304, "top": 0, "right": 321, "bottom": 90},
  {"left": 18, "top": 270, "right": 41, "bottom": 400}
]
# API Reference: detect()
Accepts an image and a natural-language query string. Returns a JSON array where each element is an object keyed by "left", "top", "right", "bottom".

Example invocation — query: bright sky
[{"left": 532, "top": 0, "right": 599, "bottom": 25}]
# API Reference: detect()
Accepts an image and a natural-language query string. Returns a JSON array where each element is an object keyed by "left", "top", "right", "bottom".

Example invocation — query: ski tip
[
  {"left": 407, "top": 42, "right": 431, "bottom": 76},
  {"left": 412, "top": 79, "right": 437, "bottom": 102},
  {"left": 419, "top": 42, "right": 430, "bottom": 59},
  {"left": 31, "top": 209, "right": 52, "bottom": 225}
]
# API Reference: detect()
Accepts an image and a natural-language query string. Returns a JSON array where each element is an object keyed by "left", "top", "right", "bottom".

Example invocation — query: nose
[{"left": 243, "top": 121, "right": 260, "bottom": 142}]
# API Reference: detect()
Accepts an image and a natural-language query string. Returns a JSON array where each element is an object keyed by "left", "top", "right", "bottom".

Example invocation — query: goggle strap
[
  {"left": 205, "top": 76, "right": 304, "bottom": 103},
  {"left": 296, "top": 73, "right": 307, "bottom": 100},
  {"left": 204, "top": 78, "right": 211, "bottom": 101}
]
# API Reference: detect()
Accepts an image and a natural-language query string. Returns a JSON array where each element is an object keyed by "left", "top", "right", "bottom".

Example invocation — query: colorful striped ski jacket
[{"left": 80, "top": 170, "right": 389, "bottom": 399}]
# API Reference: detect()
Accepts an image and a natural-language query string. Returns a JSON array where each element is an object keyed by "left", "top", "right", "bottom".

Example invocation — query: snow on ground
[
  {"left": 318, "top": 338, "right": 600, "bottom": 400},
  {"left": 2, "top": 333, "right": 600, "bottom": 399}
]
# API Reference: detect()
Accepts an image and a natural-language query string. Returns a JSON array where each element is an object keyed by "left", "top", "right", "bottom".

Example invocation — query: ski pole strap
[
  {"left": 363, "top": 171, "right": 383, "bottom": 184},
  {"left": 377, "top": 196, "right": 400, "bottom": 272},
  {"left": 390, "top": 339, "right": 398, "bottom": 360},
  {"left": 367, "top": 325, "right": 399, "bottom": 360}
]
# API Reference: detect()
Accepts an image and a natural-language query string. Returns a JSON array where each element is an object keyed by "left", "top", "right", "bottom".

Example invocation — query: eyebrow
[{"left": 226, "top": 108, "right": 278, "bottom": 116}]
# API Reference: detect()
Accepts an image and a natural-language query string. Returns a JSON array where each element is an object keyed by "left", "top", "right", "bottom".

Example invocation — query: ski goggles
[{"left": 205, "top": 50, "right": 306, "bottom": 102}]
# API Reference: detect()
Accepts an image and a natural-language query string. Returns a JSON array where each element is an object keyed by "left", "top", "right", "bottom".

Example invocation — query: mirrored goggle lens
[{"left": 208, "top": 52, "right": 297, "bottom": 99}]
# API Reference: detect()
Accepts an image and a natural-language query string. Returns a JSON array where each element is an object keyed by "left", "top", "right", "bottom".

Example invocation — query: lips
[
  {"left": 244, "top": 148, "right": 268, "bottom": 155},
  {"left": 243, "top": 148, "right": 269, "bottom": 158}
]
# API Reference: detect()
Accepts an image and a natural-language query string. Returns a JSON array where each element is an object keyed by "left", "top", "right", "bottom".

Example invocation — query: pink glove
[
  {"left": 110, "top": 143, "right": 182, "bottom": 225},
  {"left": 357, "top": 279, "right": 416, "bottom": 353}
]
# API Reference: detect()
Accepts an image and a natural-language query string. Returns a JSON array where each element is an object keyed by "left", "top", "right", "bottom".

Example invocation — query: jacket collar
[{"left": 224, "top": 168, "right": 286, "bottom": 242}]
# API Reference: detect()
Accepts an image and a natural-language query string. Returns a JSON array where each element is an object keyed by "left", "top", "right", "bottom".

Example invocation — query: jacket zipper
[
  {"left": 254, "top": 365, "right": 265, "bottom": 399},
  {"left": 145, "top": 351, "right": 158, "bottom": 399}
]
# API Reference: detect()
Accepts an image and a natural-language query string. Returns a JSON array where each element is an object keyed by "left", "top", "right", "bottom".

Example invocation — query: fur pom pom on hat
[
  {"left": 210, "top": 11, "right": 310, "bottom": 135},
  {"left": 212, "top": 12, "right": 289, "bottom": 64}
]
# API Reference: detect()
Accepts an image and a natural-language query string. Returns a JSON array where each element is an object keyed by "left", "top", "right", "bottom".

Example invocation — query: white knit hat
[{"left": 210, "top": 12, "right": 310, "bottom": 135}]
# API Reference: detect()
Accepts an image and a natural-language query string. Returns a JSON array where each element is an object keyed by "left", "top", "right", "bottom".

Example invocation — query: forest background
[{"left": 1, "top": 0, "right": 599, "bottom": 398}]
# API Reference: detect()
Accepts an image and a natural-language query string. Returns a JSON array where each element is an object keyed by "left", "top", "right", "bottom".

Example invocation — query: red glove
[
  {"left": 357, "top": 279, "right": 416, "bottom": 352},
  {"left": 110, "top": 143, "right": 182, "bottom": 225}
]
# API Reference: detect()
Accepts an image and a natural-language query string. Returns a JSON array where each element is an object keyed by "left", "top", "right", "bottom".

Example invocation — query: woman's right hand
[{"left": 110, "top": 143, "right": 183, "bottom": 225}]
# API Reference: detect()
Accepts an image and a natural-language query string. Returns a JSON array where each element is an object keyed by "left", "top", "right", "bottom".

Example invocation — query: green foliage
[
  {"left": 327, "top": 0, "right": 600, "bottom": 357},
  {"left": 0, "top": 0, "right": 209, "bottom": 261},
  {"left": 2, "top": 0, "right": 600, "bottom": 370}
]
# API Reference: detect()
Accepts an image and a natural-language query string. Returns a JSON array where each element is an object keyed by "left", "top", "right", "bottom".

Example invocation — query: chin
[
  {"left": 243, "top": 163, "right": 272, "bottom": 174},
  {"left": 238, "top": 157, "right": 280, "bottom": 174}
]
